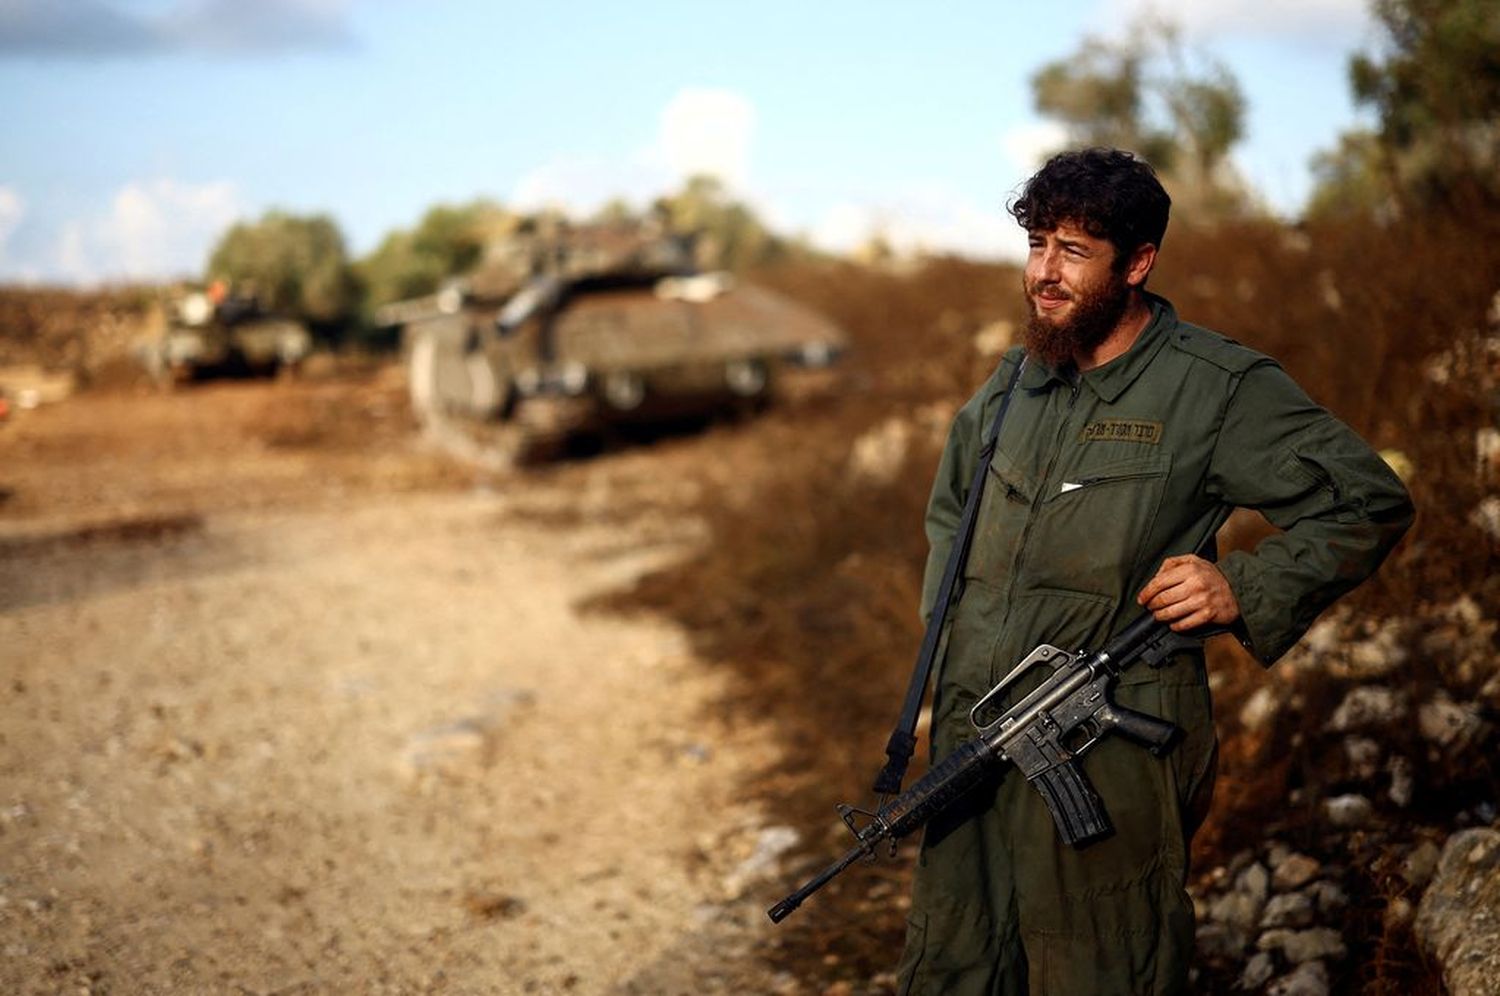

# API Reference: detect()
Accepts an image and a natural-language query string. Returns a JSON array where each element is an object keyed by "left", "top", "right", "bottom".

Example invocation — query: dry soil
[{"left": 0, "top": 372, "right": 798, "bottom": 995}]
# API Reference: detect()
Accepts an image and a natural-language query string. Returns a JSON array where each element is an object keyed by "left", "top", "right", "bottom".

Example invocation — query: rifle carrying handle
[{"left": 1034, "top": 762, "right": 1113, "bottom": 847}]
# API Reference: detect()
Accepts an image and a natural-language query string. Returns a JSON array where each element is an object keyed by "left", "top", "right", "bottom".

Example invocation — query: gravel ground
[{"left": 0, "top": 374, "right": 794, "bottom": 995}]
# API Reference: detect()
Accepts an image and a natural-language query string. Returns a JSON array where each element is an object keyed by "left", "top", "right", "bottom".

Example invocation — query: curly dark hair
[{"left": 1008, "top": 148, "right": 1171, "bottom": 260}]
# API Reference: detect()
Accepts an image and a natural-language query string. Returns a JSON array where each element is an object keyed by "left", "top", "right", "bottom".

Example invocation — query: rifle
[{"left": 767, "top": 613, "right": 1221, "bottom": 923}]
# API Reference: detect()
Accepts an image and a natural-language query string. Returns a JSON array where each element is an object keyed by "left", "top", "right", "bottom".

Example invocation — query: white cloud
[
  {"left": 53, "top": 178, "right": 244, "bottom": 283},
  {"left": 510, "top": 86, "right": 759, "bottom": 216},
  {"left": 810, "top": 184, "right": 1027, "bottom": 262},
  {"left": 1101, "top": 0, "right": 1375, "bottom": 41},
  {"left": 512, "top": 87, "right": 1023, "bottom": 264},
  {"left": 656, "top": 87, "right": 756, "bottom": 190},
  {"left": 0, "top": 185, "right": 25, "bottom": 257},
  {"left": 509, "top": 155, "right": 663, "bottom": 216}
]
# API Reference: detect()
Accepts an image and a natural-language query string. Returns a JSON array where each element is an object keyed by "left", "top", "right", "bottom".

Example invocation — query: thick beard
[{"left": 1024, "top": 273, "right": 1130, "bottom": 370}]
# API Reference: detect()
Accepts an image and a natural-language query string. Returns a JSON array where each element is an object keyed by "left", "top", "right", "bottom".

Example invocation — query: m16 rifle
[{"left": 767, "top": 614, "right": 1222, "bottom": 923}]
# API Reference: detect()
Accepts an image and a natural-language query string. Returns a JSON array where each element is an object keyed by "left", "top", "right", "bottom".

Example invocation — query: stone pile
[
  {"left": 1192, "top": 843, "right": 1350, "bottom": 995},
  {"left": 1194, "top": 592, "right": 1499, "bottom": 994}
]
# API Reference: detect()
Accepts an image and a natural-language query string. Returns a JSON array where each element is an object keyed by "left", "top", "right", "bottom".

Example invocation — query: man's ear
[{"left": 1125, "top": 243, "right": 1157, "bottom": 288}]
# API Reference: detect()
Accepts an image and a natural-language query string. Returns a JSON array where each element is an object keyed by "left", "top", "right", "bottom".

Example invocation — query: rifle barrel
[{"left": 766, "top": 840, "right": 872, "bottom": 923}]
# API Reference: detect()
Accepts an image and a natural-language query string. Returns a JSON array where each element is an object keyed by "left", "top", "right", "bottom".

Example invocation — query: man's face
[{"left": 1022, "top": 222, "right": 1132, "bottom": 369}]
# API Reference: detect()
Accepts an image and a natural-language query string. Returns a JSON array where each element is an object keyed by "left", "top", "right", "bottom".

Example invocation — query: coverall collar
[{"left": 1019, "top": 293, "right": 1177, "bottom": 403}]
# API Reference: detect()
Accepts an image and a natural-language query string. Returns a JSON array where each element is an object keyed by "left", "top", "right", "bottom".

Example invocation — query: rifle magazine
[{"left": 1034, "top": 762, "right": 1113, "bottom": 847}]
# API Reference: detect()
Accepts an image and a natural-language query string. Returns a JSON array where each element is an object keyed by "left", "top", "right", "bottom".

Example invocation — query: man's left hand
[{"left": 1136, "top": 555, "right": 1241, "bottom": 632}]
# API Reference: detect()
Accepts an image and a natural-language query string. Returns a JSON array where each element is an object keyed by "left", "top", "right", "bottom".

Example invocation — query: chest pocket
[
  {"left": 1024, "top": 451, "right": 1172, "bottom": 599},
  {"left": 962, "top": 445, "right": 1032, "bottom": 585}
]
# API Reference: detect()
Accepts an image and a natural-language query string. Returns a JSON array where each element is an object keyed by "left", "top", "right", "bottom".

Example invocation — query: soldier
[{"left": 896, "top": 148, "right": 1414, "bottom": 995}]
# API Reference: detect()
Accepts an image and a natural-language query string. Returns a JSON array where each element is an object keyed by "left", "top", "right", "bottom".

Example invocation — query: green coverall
[{"left": 896, "top": 295, "right": 1414, "bottom": 995}]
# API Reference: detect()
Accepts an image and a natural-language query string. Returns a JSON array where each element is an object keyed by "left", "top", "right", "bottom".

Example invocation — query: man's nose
[{"left": 1034, "top": 247, "right": 1061, "bottom": 282}]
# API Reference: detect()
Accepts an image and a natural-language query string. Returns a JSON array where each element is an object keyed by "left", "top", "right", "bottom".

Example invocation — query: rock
[
  {"left": 721, "top": 826, "right": 800, "bottom": 899},
  {"left": 1238, "top": 862, "right": 1271, "bottom": 905},
  {"left": 394, "top": 692, "right": 536, "bottom": 788},
  {"left": 1195, "top": 921, "right": 1246, "bottom": 960},
  {"left": 1417, "top": 694, "right": 1486, "bottom": 752},
  {"left": 1484, "top": 673, "right": 1500, "bottom": 710},
  {"left": 1266, "top": 960, "right": 1330, "bottom": 996},
  {"left": 1338, "top": 618, "right": 1409, "bottom": 680},
  {"left": 395, "top": 718, "right": 497, "bottom": 785},
  {"left": 1240, "top": 951, "right": 1276, "bottom": 990},
  {"left": 1239, "top": 686, "right": 1281, "bottom": 731},
  {"left": 1273, "top": 854, "right": 1321, "bottom": 891},
  {"left": 1323, "top": 794, "right": 1374, "bottom": 829},
  {"left": 1301, "top": 615, "right": 1344, "bottom": 656},
  {"left": 1328, "top": 686, "right": 1408, "bottom": 732},
  {"left": 1442, "top": 595, "right": 1484, "bottom": 628},
  {"left": 848, "top": 418, "right": 914, "bottom": 486},
  {"left": 1402, "top": 840, "right": 1443, "bottom": 889},
  {"left": 1480, "top": 428, "right": 1500, "bottom": 482},
  {"left": 1472, "top": 497, "right": 1500, "bottom": 542},
  {"left": 1261, "top": 892, "right": 1316, "bottom": 929},
  {"left": 1415, "top": 828, "right": 1500, "bottom": 996},
  {"left": 1209, "top": 891, "right": 1264, "bottom": 936},
  {"left": 1387, "top": 755, "right": 1415, "bottom": 807},
  {"left": 1258, "top": 927, "right": 1347, "bottom": 963},
  {"left": 1341, "top": 735, "right": 1382, "bottom": 780},
  {"left": 1306, "top": 880, "right": 1348, "bottom": 915}
]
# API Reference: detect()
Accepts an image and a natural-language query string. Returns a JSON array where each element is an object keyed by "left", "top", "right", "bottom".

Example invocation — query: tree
[
  {"left": 358, "top": 199, "right": 513, "bottom": 308},
  {"left": 1029, "top": 17, "right": 1250, "bottom": 216},
  {"left": 1307, "top": 131, "right": 1400, "bottom": 220},
  {"left": 1032, "top": 38, "right": 1176, "bottom": 168},
  {"left": 1309, "top": 0, "right": 1499, "bottom": 217},
  {"left": 653, "top": 175, "right": 788, "bottom": 270},
  {"left": 206, "top": 211, "right": 355, "bottom": 323}
]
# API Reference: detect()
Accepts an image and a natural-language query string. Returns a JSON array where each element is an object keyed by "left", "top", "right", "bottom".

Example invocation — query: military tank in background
[
  {"left": 140, "top": 284, "right": 312, "bottom": 385},
  {"left": 383, "top": 219, "right": 846, "bottom": 460}
]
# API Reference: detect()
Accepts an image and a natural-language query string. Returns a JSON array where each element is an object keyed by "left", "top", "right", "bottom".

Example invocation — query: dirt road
[{"left": 0, "top": 374, "right": 798, "bottom": 994}]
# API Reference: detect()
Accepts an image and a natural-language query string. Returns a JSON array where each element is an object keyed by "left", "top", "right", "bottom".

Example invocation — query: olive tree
[{"left": 206, "top": 211, "right": 355, "bottom": 322}]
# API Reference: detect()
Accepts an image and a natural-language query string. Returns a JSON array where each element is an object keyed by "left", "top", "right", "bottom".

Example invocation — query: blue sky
[{"left": 0, "top": 0, "right": 1382, "bottom": 284}]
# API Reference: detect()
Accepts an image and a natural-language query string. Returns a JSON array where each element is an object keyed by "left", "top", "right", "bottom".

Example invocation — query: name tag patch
[{"left": 1080, "top": 418, "right": 1163, "bottom": 445}]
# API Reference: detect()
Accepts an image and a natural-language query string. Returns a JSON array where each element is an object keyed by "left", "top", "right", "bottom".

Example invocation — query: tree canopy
[
  {"left": 206, "top": 211, "right": 355, "bottom": 323},
  {"left": 357, "top": 199, "right": 514, "bottom": 308},
  {"left": 1029, "top": 17, "right": 1249, "bottom": 217},
  {"left": 652, "top": 175, "right": 790, "bottom": 270},
  {"left": 1310, "top": 0, "right": 1500, "bottom": 217}
]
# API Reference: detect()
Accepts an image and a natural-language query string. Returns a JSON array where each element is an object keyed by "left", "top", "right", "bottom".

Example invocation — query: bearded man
[{"left": 895, "top": 148, "right": 1413, "bottom": 995}]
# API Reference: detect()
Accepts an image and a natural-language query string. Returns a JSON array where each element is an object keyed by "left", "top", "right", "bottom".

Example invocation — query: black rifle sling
[{"left": 872, "top": 356, "right": 1027, "bottom": 796}]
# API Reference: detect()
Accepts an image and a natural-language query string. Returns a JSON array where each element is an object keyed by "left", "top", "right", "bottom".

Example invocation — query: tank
[
  {"left": 391, "top": 221, "right": 846, "bottom": 457},
  {"left": 140, "top": 286, "right": 312, "bottom": 384}
]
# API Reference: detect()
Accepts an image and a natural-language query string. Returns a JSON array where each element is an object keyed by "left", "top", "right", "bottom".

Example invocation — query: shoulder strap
[{"left": 872, "top": 356, "right": 1028, "bottom": 796}]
